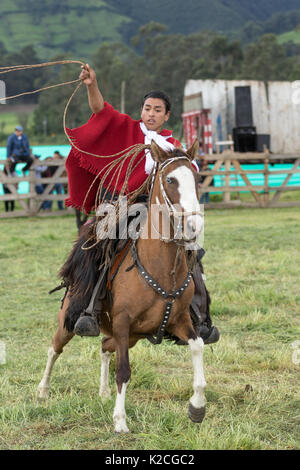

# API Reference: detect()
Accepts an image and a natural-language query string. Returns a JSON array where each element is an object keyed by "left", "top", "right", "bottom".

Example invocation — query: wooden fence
[
  {"left": 1, "top": 151, "right": 300, "bottom": 217},
  {"left": 0, "top": 159, "right": 74, "bottom": 218},
  {"left": 198, "top": 150, "right": 300, "bottom": 208}
]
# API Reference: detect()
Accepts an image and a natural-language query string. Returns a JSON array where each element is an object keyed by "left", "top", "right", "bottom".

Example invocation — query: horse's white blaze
[
  {"left": 188, "top": 337, "right": 206, "bottom": 409},
  {"left": 113, "top": 382, "right": 129, "bottom": 433},
  {"left": 37, "top": 346, "right": 60, "bottom": 399},
  {"left": 168, "top": 166, "right": 203, "bottom": 236},
  {"left": 99, "top": 350, "right": 112, "bottom": 400}
]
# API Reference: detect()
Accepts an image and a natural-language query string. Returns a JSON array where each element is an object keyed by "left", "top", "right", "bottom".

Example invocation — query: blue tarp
[{"left": 213, "top": 163, "right": 300, "bottom": 191}]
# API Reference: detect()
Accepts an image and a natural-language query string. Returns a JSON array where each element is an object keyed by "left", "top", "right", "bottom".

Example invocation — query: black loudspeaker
[
  {"left": 235, "top": 86, "right": 253, "bottom": 127},
  {"left": 233, "top": 127, "right": 257, "bottom": 152},
  {"left": 256, "top": 134, "right": 270, "bottom": 152}
]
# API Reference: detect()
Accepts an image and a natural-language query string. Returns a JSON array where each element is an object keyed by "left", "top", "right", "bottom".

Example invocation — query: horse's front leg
[
  {"left": 99, "top": 336, "right": 114, "bottom": 400},
  {"left": 188, "top": 336, "right": 206, "bottom": 422},
  {"left": 168, "top": 313, "right": 206, "bottom": 423},
  {"left": 112, "top": 314, "right": 131, "bottom": 433}
]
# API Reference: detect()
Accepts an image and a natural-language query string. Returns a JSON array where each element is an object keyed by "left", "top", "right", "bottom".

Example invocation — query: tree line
[
  {"left": 2, "top": 24, "right": 300, "bottom": 136},
  {"left": 236, "top": 9, "right": 300, "bottom": 45}
]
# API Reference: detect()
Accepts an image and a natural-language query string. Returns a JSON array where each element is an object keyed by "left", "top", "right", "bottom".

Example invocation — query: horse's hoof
[
  {"left": 188, "top": 402, "right": 206, "bottom": 423},
  {"left": 114, "top": 413, "right": 130, "bottom": 433},
  {"left": 74, "top": 316, "right": 100, "bottom": 337},
  {"left": 99, "top": 388, "right": 112, "bottom": 401},
  {"left": 114, "top": 422, "right": 130, "bottom": 433},
  {"left": 37, "top": 386, "right": 49, "bottom": 400}
]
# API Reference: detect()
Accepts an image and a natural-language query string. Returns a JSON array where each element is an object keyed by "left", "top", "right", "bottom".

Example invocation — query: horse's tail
[{"left": 59, "top": 220, "right": 102, "bottom": 332}]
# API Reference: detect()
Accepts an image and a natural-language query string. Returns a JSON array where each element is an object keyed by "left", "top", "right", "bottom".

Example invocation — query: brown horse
[{"left": 38, "top": 140, "right": 207, "bottom": 432}]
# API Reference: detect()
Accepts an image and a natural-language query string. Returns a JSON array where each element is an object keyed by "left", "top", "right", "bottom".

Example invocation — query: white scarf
[
  {"left": 140, "top": 122, "right": 174, "bottom": 174},
  {"left": 140, "top": 122, "right": 199, "bottom": 173}
]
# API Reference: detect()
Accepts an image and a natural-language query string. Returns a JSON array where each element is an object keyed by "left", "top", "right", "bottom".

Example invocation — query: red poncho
[{"left": 65, "top": 102, "right": 180, "bottom": 213}]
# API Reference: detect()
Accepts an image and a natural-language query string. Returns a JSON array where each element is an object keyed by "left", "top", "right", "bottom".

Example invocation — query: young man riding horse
[{"left": 63, "top": 64, "right": 219, "bottom": 345}]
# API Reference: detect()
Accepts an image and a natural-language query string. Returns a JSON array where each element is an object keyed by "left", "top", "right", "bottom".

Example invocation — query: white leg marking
[
  {"left": 37, "top": 346, "right": 60, "bottom": 399},
  {"left": 99, "top": 350, "right": 112, "bottom": 400},
  {"left": 113, "top": 382, "right": 129, "bottom": 433},
  {"left": 188, "top": 337, "right": 206, "bottom": 409}
]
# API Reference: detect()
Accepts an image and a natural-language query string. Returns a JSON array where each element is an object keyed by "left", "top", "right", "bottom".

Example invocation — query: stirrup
[{"left": 74, "top": 313, "right": 100, "bottom": 337}]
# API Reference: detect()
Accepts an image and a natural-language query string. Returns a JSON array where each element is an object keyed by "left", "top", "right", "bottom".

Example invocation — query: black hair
[{"left": 142, "top": 90, "right": 171, "bottom": 114}]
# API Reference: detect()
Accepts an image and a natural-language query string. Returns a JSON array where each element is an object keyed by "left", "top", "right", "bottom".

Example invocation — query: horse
[{"left": 37, "top": 139, "right": 207, "bottom": 433}]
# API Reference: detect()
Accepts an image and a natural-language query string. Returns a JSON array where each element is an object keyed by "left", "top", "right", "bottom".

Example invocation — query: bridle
[
  {"left": 149, "top": 155, "right": 203, "bottom": 245},
  {"left": 131, "top": 154, "right": 203, "bottom": 344}
]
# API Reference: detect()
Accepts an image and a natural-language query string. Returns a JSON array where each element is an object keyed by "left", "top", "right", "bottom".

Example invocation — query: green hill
[
  {"left": 109, "top": 0, "right": 300, "bottom": 38},
  {"left": 277, "top": 28, "right": 300, "bottom": 45},
  {"left": 1, "top": 0, "right": 300, "bottom": 59},
  {"left": 0, "top": 0, "right": 129, "bottom": 60}
]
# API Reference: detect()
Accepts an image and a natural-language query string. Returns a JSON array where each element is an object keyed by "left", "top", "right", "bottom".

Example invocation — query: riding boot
[
  {"left": 190, "top": 259, "right": 220, "bottom": 345},
  {"left": 73, "top": 269, "right": 107, "bottom": 337},
  {"left": 73, "top": 310, "right": 101, "bottom": 337},
  {"left": 177, "top": 248, "right": 220, "bottom": 345}
]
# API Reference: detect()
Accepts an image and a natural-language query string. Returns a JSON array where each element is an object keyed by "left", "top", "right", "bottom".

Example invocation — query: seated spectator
[
  {"left": 53, "top": 150, "right": 64, "bottom": 159},
  {"left": 51, "top": 151, "right": 65, "bottom": 210},
  {"left": 33, "top": 155, "right": 52, "bottom": 211},
  {"left": 7, "top": 125, "right": 33, "bottom": 175},
  {"left": 38, "top": 153, "right": 65, "bottom": 211},
  {"left": 2, "top": 160, "right": 18, "bottom": 212},
  {"left": 199, "top": 159, "right": 210, "bottom": 204},
  {"left": 40, "top": 157, "right": 54, "bottom": 211}
]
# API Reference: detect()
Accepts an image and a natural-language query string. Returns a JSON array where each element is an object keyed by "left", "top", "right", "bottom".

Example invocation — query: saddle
[
  {"left": 73, "top": 238, "right": 132, "bottom": 337},
  {"left": 72, "top": 198, "right": 147, "bottom": 336}
]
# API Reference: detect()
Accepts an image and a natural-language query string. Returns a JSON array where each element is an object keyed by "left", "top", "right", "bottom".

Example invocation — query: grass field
[
  {"left": 0, "top": 207, "right": 299, "bottom": 450},
  {"left": 0, "top": 111, "right": 24, "bottom": 136},
  {"left": 0, "top": 105, "right": 36, "bottom": 138}
]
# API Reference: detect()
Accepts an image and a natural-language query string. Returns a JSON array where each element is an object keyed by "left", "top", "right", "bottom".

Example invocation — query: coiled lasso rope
[
  {"left": 0, "top": 60, "right": 85, "bottom": 101},
  {"left": 0, "top": 60, "right": 154, "bottom": 245}
]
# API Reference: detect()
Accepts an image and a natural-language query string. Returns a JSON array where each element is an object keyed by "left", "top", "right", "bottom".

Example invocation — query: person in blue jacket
[{"left": 7, "top": 125, "right": 33, "bottom": 175}]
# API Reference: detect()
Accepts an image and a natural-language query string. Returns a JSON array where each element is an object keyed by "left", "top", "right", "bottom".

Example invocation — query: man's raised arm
[{"left": 79, "top": 64, "right": 104, "bottom": 114}]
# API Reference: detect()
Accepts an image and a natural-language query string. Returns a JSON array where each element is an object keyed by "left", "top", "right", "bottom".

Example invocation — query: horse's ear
[
  {"left": 186, "top": 138, "right": 199, "bottom": 161},
  {"left": 150, "top": 140, "right": 168, "bottom": 163}
]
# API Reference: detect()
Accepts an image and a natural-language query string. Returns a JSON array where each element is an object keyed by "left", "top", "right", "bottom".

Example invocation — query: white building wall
[{"left": 184, "top": 79, "right": 300, "bottom": 154}]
